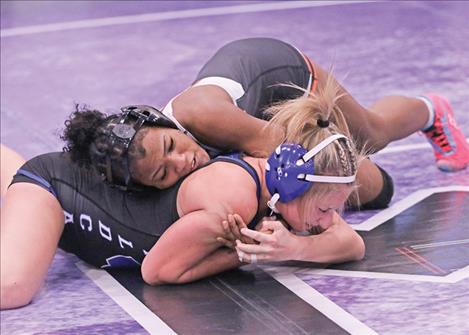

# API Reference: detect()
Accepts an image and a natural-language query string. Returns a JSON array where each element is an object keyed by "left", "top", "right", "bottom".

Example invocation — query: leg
[
  {"left": 0, "top": 144, "right": 26, "bottom": 198},
  {"left": 348, "top": 159, "right": 394, "bottom": 210},
  {"left": 367, "top": 96, "right": 430, "bottom": 146},
  {"left": 313, "top": 63, "right": 429, "bottom": 152},
  {"left": 1, "top": 183, "right": 64, "bottom": 309}
]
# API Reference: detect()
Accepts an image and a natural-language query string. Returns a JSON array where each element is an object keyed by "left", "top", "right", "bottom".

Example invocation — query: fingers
[
  {"left": 240, "top": 227, "right": 273, "bottom": 243},
  {"left": 261, "top": 220, "right": 286, "bottom": 231},
  {"left": 228, "top": 214, "right": 242, "bottom": 239},
  {"left": 236, "top": 249, "right": 263, "bottom": 264},
  {"left": 231, "top": 214, "right": 257, "bottom": 245},
  {"left": 232, "top": 214, "right": 248, "bottom": 229},
  {"left": 221, "top": 214, "right": 245, "bottom": 242},
  {"left": 237, "top": 250, "right": 245, "bottom": 263},
  {"left": 255, "top": 215, "right": 276, "bottom": 231},
  {"left": 236, "top": 239, "right": 271, "bottom": 254},
  {"left": 222, "top": 219, "right": 235, "bottom": 241},
  {"left": 220, "top": 214, "right": 255, "bottom": 248}
]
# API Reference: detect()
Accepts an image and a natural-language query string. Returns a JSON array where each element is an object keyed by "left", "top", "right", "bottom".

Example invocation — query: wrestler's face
[
  {"left": 131, "top": 127, "right": 210, "bottom": 189},
  {"left": 276, "top": 185, "right": 351, "bottom": 233}
]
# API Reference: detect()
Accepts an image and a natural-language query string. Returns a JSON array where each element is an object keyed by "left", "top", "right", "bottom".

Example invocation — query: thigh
[
  {"left": 0, "top": 144, "right": 25, "bottom": 198},
  {"left": 312, "top": 62, "right": 388, "bottom": 152}
]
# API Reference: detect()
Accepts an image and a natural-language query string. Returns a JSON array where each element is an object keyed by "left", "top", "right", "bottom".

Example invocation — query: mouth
[
  {"left": 191, "top": 155, "right": 197, "bottom": 170},
  {"left": 308, "top": 225, "right": 322, "bottom": 235}
]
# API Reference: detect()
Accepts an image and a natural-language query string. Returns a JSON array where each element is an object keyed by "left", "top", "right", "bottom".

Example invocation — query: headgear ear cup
[
  {"left": 265, "top": 134, "right": 356, "bottom": 212},
  {"left": 265, "top": 143, "right": 314, "bottom": 203}
]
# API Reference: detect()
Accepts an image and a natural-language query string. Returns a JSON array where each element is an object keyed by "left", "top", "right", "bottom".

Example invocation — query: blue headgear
[{"left": 265, "top": 134, "right": 356, "bottom": 212}]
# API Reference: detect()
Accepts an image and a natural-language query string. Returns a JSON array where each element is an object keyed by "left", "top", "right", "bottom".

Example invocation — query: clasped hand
[{"left": 216, "top": 214, "right": 297, "bottom": 264}]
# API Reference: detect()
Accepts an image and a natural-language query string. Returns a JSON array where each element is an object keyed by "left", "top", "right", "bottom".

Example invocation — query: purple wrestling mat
[{"left": 1, "top": 1, "right": 468, "bottom": 334}]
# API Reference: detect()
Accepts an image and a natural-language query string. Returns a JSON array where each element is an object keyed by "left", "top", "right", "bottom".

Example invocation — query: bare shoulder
[{"left": 177, "top": 161, "right": 259, "bottom": 223}]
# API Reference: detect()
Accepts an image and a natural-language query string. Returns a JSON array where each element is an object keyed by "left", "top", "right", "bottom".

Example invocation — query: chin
[{"left": 200, "top": 154, "right": 209, "bottom": 164}]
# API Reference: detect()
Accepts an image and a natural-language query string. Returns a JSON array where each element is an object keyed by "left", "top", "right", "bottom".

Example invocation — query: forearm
[
  {"left": 172, "top": 248, "right": 241, "bottom": 284},
  {"left": 175, "top": 87, "right": 284, "bottom": 156},
  {"left": 192, "top": 111, "right": 281, "bottom": 157},
  {"left": 293, "top": 215, "right": 365, "bottom": 264},
  {"left": 293, "top": 230, "right": 364, "bottom": 264},
  {"left": 142, "top": 210, "right": 250, "bottom": 286}
]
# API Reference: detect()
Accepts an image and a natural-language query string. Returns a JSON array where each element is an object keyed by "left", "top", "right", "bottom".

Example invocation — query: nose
[{"left": 170, "top": 152, "right": 187, "bottom": 175}]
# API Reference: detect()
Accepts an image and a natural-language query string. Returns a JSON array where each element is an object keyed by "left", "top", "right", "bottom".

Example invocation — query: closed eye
[{"left": 168, "top": 137, "right": 175, "bottom": 153}]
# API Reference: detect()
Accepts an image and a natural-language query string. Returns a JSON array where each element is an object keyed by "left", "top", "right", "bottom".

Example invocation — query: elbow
[
  {"left": 351, "top": 235, "right": 366, "bottom": 261},
  {"left": 141, "top": 255, "right": 166, "bottom": 285},
  {"left": 141, "top": 271, "right": 186, "bottom": 286},
  {"left": 141, "top": 262, "right": 185, "bottom": 286},
  {"left": 141, "top": 262, "right": 167, "bottom": 286}
]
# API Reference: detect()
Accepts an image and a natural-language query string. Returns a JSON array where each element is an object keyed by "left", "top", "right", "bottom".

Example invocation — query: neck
[{"left": 243, "top": 156, "right": 273, "bottom": 215}]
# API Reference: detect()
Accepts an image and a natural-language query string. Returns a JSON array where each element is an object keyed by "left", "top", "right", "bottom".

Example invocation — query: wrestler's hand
[
  {"left": 216, "top": 214, "right": 256, "bottom": 249},
  {"left": 254, "top": 215, "right": 287, "bottom": 234},
  {"left": 235, "top": 219, "right": 297, "bottom": 263}
]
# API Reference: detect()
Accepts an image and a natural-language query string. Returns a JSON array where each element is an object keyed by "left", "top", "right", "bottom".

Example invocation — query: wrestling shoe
[{"left": 420, "top": 94, "right": 469, "bottom": 172}]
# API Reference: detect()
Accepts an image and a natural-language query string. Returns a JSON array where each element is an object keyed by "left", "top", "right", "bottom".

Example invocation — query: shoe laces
[{"left": 425, "top": 122, "right": 452, "bottom": 152}]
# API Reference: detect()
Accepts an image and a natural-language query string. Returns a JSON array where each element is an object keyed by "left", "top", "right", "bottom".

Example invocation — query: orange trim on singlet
[{"left": 300, "top": 52, "right": 318, "bottom": 93}]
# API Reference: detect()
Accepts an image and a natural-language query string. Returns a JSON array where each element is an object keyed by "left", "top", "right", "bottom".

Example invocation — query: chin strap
[{"left": 267, "top": 193, "right": 281, "bottom": 213}]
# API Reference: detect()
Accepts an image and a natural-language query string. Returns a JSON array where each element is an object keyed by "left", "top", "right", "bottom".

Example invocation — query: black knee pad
[{"left": 359, "top": 164, "right": 394, "bottom": 210}]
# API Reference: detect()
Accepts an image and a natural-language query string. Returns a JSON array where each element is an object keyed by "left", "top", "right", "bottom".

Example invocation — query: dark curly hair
[
  {"left": 61, "top": 104, "right": 110, "bottom": 167},
  {"left": 61, "top": 104, "right": 148, "bottom": 186}
]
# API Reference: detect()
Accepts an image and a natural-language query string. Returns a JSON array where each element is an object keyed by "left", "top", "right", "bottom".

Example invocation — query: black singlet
[
  {"left": 193, "top": 37, "right": 315, "bottom": 119},
  {"left": 10, "top": 152, "right": 262, "bottom": 269},
  {"left": 162, "top": 38, "right": 317, "bottom": 157}
]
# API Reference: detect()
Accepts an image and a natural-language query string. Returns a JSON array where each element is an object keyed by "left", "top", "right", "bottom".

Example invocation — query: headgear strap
[{"left": 265, "top": 134, "right": 356, "bottom": 213}]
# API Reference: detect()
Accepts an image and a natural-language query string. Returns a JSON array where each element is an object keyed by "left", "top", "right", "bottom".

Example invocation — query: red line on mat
[{"left": 395, "top": 247, "right": 447, "bottom": 275}]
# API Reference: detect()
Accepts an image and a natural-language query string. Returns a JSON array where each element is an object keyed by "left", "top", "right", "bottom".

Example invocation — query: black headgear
[{"left": 101, "top": 105, "right": 177, "bottom": 191}]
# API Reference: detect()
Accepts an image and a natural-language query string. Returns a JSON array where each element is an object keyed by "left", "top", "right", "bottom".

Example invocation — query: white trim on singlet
[
  {"left": 161, "top": 96, "right": 222, "bottom": 155},
  {"left": 192, "top": 76, "right": 245, "bottom": 106},
  {"left": 161, "top": 96, "right": 195, "bottom": 140}
]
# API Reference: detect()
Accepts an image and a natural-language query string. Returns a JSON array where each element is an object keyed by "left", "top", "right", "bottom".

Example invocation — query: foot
[{"left": 420, "top": 94, "right": 469, "bottom": 172}]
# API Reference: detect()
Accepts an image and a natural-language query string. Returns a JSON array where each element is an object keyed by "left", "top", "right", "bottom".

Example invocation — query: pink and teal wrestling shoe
[{"left": 420, "top": 94, "right": 469, "bottom": 172}]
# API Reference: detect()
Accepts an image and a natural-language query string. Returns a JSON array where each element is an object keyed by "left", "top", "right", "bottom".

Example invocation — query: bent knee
[
  {"left": 359, "top": 115, "right": 393, "bottom": 153},
  {"left": 359, "top": 165, "right": 394, "bottom": 210}
]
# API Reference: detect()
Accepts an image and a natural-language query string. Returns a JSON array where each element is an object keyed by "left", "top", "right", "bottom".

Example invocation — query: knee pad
[{"left": 360, "top": 164, "right": 394, "bottom": 210}]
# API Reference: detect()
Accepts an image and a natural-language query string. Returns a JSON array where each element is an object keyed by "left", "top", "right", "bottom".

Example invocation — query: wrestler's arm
[
  {"left": 236, "top": 211, "right": 365, "bottom": 264},
  {"left": 173, "top": 86, "right": 284, "bottom": 157},
  {"left": 292, "top": 212, "right": 364, "bottom": 263},
  {"left": 141, "top": 166, "right": 258, "bottom": 285},
  {"left": 141, "top": 210, "right": 242, "bottom": 285}
]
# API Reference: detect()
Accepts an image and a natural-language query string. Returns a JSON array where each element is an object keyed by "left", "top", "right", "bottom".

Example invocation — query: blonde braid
[
  {"left": 335, "top": 140, "right": 352, "bottom": 177},
  {"left": 343, "top": 137, "right": 358, "bottom": 175}
]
